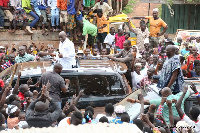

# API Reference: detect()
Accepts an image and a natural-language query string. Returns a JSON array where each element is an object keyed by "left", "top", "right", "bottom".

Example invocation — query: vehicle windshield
[{"left": 68, "top": 75, "right": 125, "bottom": 96}]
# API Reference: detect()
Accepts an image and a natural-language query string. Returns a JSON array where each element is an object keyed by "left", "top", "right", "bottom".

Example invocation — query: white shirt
[
  {"left": 131, "top": 71, "right": 144, "bottom": 89},
  {"left": 58, "top": 38, "right": 76, "bottom": 69},
  {"left": 104, "top": 33, "right": 115, "bottom": 48},
  {"left": 182, "top": 114, "right": 200, "bottom": 133},
  {"left": 58, "top": 117, "right": 70, "bottom": 127},
  {"left": 95, "top": 114, "right": 114, "bottom": 122},
  {"left": 48, "top": 0, "right": 57, "bottom": 9}
]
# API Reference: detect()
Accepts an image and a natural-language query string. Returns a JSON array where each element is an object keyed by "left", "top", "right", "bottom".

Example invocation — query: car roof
[{"left": 0, "top": 59, "right": 128, "bottom": 80}]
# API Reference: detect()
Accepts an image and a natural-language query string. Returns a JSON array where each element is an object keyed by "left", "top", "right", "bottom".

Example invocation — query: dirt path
[{"left": 127, "top": 1, "right": 161, "bottom": 27}]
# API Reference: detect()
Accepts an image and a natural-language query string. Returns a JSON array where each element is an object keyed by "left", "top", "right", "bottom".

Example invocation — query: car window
[{"left": 67, "top": 75, "right": 125, "bottom": 96}]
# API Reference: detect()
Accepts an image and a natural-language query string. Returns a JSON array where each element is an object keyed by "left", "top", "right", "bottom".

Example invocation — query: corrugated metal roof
[{"left": 1, "top": 123, "right": 142, "bottom": 133}]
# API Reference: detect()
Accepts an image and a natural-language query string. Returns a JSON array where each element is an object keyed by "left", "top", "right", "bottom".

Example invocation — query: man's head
[
  {"left": 34, "top": 101, "right": 49, "bottom": 112},
  {"left": 114, "top": 105, "right": 125, "bottom": 117},
  {"left": 140, "top": 23, "right": 146, "bottom": 31},
  {"left": 59, "top": 31, "right": 67, "bottom": 43},
  {"left": 123, "top": 40, "right": 131, "bottom": 50},
  {"left": 147, "top": 67, "right": 155, "bottom": 77},
  {"left": 192, "top": 46, "right": 198, "bottom": 56},
  {"left": 105, "top": 103, "right": 114, "bottom": 115},
  {"left": 190, "top": 36, "right": 195, "bottom": 42},
  {"left": 165, "top": 45, "right": 175, "bottom": 58},
  {"left": 140, "top": 59, "right": 146, "bottom": 69},
  {"left": 118, "top": 29, "right": 124, "bottom": 36},
  {"left": 164, "top": 33, "right": 168, "bottom": 39},
  {"left": 121, "top": 112, "right": 130, "bottom": 123},
  {"left": 148, "top": 57, "right": 153, "bottom": 65},
  {"left": 177, "top": 37, "right": 182, "bottom": 44},
  {"left": 19, "top": 84, "right": 29, "bottom": 94},
  {"left": 8, "top": 53, "right": 15, "bottom": 63},
  {"left": 0, "top": 46, "right": 5, "bottom": 53},
  {"left": 18, "top": 46, "right": 26, "bottom": 57},
  {"left": 194, "top": 60, "right": 200, "bottom": 67},
  {"left": 196, "top": 36, "right": 200, "bottom": 43},
  {"left": 110, "top": 27, "right": 115, "bottom": 35},
  {"left": 76, "top": 20, "right": 83, "bottom": 28},
  {"left": 85, "top": 48, "right": 91, "bottom": 56},
  {"left": 189, "top": 106, "right": 200, "bottom": 120},
  {"left": 85, "top": 106, "right": 94, "bottom": 114},
  {"left": 97, "top": 9, "right": 103, "bottom": 18},
  {"left": 47, "top": 44, "right": 54, "bottom": 53},
  {"left": 53, "top": 63, "right": 63, "bottom": 74},
  {"left": 135, "top": 63, "right": 142, "bottom": 74},
  {"left": 92, "top": 48, "right": 98, "bottom": 56},
  {"left": 18, "top": 112, "right": 26, "bottom": 121},
  {"left": 132, "top": 46, "right": 137, "bottom": 52},
  {"left": 11, "top": 100, "right": 22, "bottom": 110},
  {"left": 101, "top": 48, "right": 107, "bottom": 55},
  {"left": 100, "top": 0, "right": 104, "bottom": 4},
  {"left": 99, "top": 116, "right": 108, "bottom": 123},
  {"left": 153, "top": 55, "right": 159, "bottom": 63},
  {"left": 161, "top": 87, "right": 172, "bottom": 97},
  {"left": 152, "top": 8, "right": 158, "bottom": 19},
  {"left": 71, "top": 111, "right": 83, "bottom": 125}
]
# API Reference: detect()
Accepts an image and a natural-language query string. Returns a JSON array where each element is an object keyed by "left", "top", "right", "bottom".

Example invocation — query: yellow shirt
[
  {"left": 95, "top": 14, "right": 108, "bottom": 33},
  {"left": 145, "top": 16, "right": 167, "bottom": 37}
]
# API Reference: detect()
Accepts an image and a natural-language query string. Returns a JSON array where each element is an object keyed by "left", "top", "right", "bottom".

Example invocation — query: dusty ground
[{"left": 127, "top": 1, "right": 161, "bottom": 27}]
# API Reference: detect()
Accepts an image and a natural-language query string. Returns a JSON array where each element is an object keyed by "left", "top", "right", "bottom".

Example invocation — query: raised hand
[
  {"left": 27, "top": 78, "right": 33, "bottom": 86},
  {"left": 138, "top": 93, "right": 144, "bottom": 102},
  {"left": 166, "top": 100, "right": 172, "bottom": 107},
  {"left": 78, "top": 90, "right": 84, "bottom": 97},
  {"left": 190, "top": 82, "right": 198, "bottom": 93}
]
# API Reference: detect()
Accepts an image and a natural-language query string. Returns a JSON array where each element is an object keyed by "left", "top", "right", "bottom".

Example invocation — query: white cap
[
  {"left": 77, "top": 50, "right": 83, "bottom": 54},
  {"left": 144, "top": 38, "right": 149, "bottom": 44},
  {"left": 153, "top": 8, "right": 159, "bottom": 12},
  {"left": 135, "top": 63, "right": 142, "bottom": 67},
  {"left": 115, "top": 105, "right": 125, "bottom": 113},
  {"left": 6, "top": 105, "right": 18, "bottom": 115}
]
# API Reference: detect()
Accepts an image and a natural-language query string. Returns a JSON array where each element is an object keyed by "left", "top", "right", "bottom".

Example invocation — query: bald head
[
  {"left": 59, "top": 31, "right": 67, "bottom": 43},
  {"left": 166, "top": 45, "right": 176, "bottom": 58},
  {"left": 192, "top": 46, "right": 198, "bottom": 56},
  {"left": 53, "top": 63, "right": 63, "bottom": 74},
  {"left": 161, "top": 87, "right": 172, "bottom": 97},
  {"left": 35, "top": 101, "right": 49, "bottom": 112}
]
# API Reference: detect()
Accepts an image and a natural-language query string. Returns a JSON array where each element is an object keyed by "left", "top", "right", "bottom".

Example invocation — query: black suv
[{"left": 1, "top": 59, "right": 131, "bottom": 109}]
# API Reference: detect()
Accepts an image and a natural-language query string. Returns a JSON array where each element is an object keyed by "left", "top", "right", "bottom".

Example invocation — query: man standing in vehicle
[
  {"left": 109, "top": 40, "right": 134, "bottom": 89},
  {"left": 58, "top": 31, "right": 76, "bottom": 69}
]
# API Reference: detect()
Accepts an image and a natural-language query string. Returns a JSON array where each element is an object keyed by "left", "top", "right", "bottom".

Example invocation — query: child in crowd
[
  {"left": 115, "top": 29, "right": 125, "bottom": 49},
  {"left": 175, "top": 37, "right": 182, "bottom": 46},
  {"left": 187, "top": 61, "right": 200, "bottom": 78},
  {"left": 38, "top": 0, "right": 48, "bottom": 35},
  {"left": 10, "top": 0, "right": 28, "bottom": 33},
  {"left": 57, "top": 0, "right": 68, "bottom": 32},
  {"left": 104, "top": 27, "right": 115, "bottom": 54},
  {"left": 140, "top": 67, "right": 155, "bottom": 88},
  {"left": 110, "top": 105, "right": 125, "bottom": 124},
  {"left": 67, "top": 0, "right": 77, "bottom": 39},
  {"left": 6, "top": 105, "right": 20, "bottom": 129},
  {"left": 95, "top": 9, "right": 108, "bottom": 51},
  {"left": 22, "top": 0, "right": 39, "bottom": 33},
  {"left": 48, "top": 0, "right": 60, "bottom": 31},
  {"left": 92, "top": 48, "right": 100, "bottom": 57},
  {"left": 158, "top": 39, "right": 164, "bottom": 53}
]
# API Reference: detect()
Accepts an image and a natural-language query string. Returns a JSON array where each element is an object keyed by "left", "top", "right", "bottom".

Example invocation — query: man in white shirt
[{"left": 58, "top": 31, "right": 76, "bottom": 69}]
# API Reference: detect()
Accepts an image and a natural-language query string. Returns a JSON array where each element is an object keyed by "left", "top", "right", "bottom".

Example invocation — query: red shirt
[
  {"left": 0, "top": 0, "right": 9, "bottom": 8},
  {"left": 187, "top": 54, "right": 200, "bottom": 77},
  {"left": 18, "top": 92, "right": 25, "bottom": 101},
  {"left": 187, "top": 54, "right": 200, "bottom": 70}
]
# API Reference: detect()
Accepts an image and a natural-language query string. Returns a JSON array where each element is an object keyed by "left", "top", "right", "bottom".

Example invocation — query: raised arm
[
  {"left": 0, "top": 87, "right": 10, "bottom": 110},
  {"left": 38, "top": 52, "right": 56, "bottom": 57},
  {"left": 112, "top": 53, "right": 133, "bottom": 63},
  {"left": 12, "top": 71, "right": 21, "bottom": 94},
  {"left": 138, "top": 93, "right": 144, "bottom": 118},
  {"left": 175, "top": 86, "right": 188, "bottom": 119},
  {"left": 166, "top": 100, "right": 174, "bottom": 126}
]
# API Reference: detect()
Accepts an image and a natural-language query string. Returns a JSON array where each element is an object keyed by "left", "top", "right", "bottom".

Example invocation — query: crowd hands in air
[{"left": 0, "top": 2, "right": 200, "bottom": 132}]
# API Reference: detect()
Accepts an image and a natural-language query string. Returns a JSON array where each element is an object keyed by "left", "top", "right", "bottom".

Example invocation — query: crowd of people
[{"left": 0, "top": 0, "right": 200, "bottom": 132}]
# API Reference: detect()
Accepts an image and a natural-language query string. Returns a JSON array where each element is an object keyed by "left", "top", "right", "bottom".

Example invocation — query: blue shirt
[
  {"left": 110, "top": 117, "right": 123, "bottom": 124},
  {"left": 67, "top": 0, "right": 76, "bottom": 15},
  {"left": 181, "top": 48, "right": 189, "bottom": 57}
]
